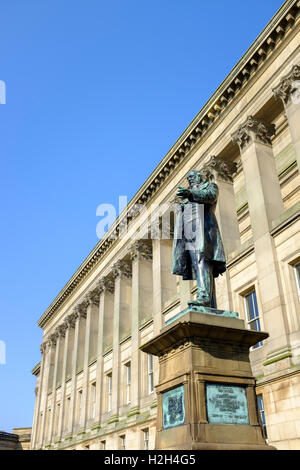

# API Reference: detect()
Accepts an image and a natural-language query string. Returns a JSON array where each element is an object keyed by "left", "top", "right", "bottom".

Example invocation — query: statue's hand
[{"left": 176, "top": 186, "right": 190, "bottom": 199}]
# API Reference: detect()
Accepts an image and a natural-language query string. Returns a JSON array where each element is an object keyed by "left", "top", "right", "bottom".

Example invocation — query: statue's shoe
[{"left": 188, "top": 297, "right": 210, "bottom": 307}]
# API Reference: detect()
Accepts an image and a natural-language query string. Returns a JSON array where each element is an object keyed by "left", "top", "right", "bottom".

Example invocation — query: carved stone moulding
[
  {"left": 231, "top": 115, "right": 276, "bottom": 149},
  {"left": 130, "top": 240, "right": 153, "bottom": 261},
  {"left": 112, "top": 259, "right": 132, "bottom": 279},
  {"left": 98, "top": 276, "right": 115, "bottom": 294},
  {"left": 273, "top": 64, "right": 300, "bottom": 104},
  {"left": 201, "top": 155, "right": 238, "bottom": 183}
]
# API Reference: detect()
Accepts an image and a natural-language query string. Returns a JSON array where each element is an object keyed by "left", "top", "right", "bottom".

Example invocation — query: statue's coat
[{"left": 172, "top": 182, "right": 226, "bottom": 280}]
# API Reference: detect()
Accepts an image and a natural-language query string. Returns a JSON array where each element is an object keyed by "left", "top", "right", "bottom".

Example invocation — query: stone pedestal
[{"left": 140, "top": 308, "right": 275, "bottom": 450}]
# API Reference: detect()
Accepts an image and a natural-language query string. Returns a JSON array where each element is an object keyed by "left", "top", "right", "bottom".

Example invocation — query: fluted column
[
  {"left": 110, "top": 260, "right": 132, "bottom": 421},
  {"left": 273, "top": 64, "right": 300, "bottom": 172},
  {"left": 129, "top": 240, "right": 153, "bottom": 416},
  {"left": 79, "top": 287, "right": 100, "bottom": 431},
  {"left": 57, "top": 313, "right": 76, "bottom": 440},
  {"left": 232, "top": 116, "right": 289, "bottom": 356},
  {"left": 202, "top": 156, "right": 240, "bottom": 310},
  {"left": 94, "top": 277, "right": 114, "bottom": 426},
  {"left": 68, "top": 303, "right": 87, "bottom": 435},
  {"left": 31, "top": 344, "right": 47, "bottom": 448},
  {"left": 49, "top": 326, "right": 66, "bottom": 443}
]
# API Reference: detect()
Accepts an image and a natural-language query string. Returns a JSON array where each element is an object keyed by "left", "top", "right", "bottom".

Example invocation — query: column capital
[
  {"left": 112, "top": 260, "right": 132, "bottom": 279},
  {"left": 40, "top": 342, "right": 48, "bottom": 354},
  {"left": 86, "top": 286, "right": 101, "bottom": 306},
  {"left": 273, "top": 64, "right": 300, "bottom": 105},
  {"left": 130, "top": 240, "right": 153, "bottom": 261},
  {"left": 98, "top": 276, "right": 115, "bottom": 294},
  {"left": 74, "top": 299, "right": 89, "bottom": 319},
  {"left": 201, "top": 155, "right": 237, "bottom": 183},
  {"left": 55, "top": 323, "right": 67, "bottom": 338},
  {"left": 47, "top": 332, "right": 58, "bottom": 347},
  {"left": 65, "top": 312, "right": 77, "bottom": 328},
  {"left": 232, "top": 116, "right": 275, "bottom": 150}
]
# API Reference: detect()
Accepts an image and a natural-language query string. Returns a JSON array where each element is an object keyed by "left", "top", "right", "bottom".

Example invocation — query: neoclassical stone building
[{"left": 31, "top": 0, "right": 300, "bottom": 450}]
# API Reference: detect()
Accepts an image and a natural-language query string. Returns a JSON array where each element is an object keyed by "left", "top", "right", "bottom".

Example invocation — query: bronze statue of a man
[{"left": 172, "top": 169, "right": 226, "bottom": 307}]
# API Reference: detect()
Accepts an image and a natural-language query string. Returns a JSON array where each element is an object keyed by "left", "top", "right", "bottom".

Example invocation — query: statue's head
[{"left": 187, "top": 170, "right": 204, "bottom": 187}]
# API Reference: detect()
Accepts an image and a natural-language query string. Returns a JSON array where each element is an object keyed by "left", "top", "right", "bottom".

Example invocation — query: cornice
[{"left": 38, "top": 0, "right": 300, "bottom": 329}]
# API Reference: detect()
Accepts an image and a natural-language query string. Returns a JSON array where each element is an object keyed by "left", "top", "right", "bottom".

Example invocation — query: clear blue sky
[{"left": 0, "top": 0, "right": 284, "bottom": 432}]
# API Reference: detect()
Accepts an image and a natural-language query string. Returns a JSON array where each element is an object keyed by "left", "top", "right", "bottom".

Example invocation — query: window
[
  {"left": 64, "top": 396, "right": 70, "bottom": 431},
  {"left": 107, "top": 373, "right": 112, "bottom": 412},
  {"left": 38, "top": 412, "right": 43, "bottom": 444},
  {"left": 257, "top": 395, "right": 268, "bottom": 439},
  {"left": 119, "top": 434, "right": 126, "bottom": 450},
  {"left": 77, "top": 390, "right": 83, "bottom": 422},
  {"left": 244, "top": 290, "right": 263, "bottom": 349},
  {"left": 125, "top": 362, "right": 131, "bottom": 404},
  {"left": 101, "top": 440, "right": 106, "bottom": 450},
  {"left": 90, "top": 382, "right": 96, "bottom": 419},
  {"left": 294, "top": 263, "right": 300, "bottom": 300},
  {"left": 148, "top": 354, "right": 154, "bottom": 394},
  {"left": 54, "top": 403, "right": 60, "bottom": 435},
  {"left": 142, "top": 428, "right": 149, "bottom": 450},
  {"left": 46, "top": 408, "right": 51, "bottom": 440}
]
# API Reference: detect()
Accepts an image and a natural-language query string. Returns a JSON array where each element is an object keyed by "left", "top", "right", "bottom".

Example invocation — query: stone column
[
  {"left": 152, "top": 237, "right": 164, "bottom": 335},
  {"left": 232, "top": 116, "right": 289, "bottom": 358},
  {"left": 31, "top": 344, "right": 47, "bottom": 448},
  {"left": 129, "top": 240, "right": 153, "bottom": 417},
  {"left": 273, "top": 64, "right": 300, "bottom": 171},
  {"left": 68, "top": 303, "right": 87, "bottom": 435},
  {"left": 152, "top": 226, "right": 177, "bottom": 334},
  {"left": 40, "top": 335, "right": 56, "bottom": 446},
  {"left": 49, "top": 326, "right": 66, "bottom": 443},
  {"left": 202, "top": 156, "right": 240, "bottom": 311},
  {"left": 57, "top": 313, "right": 76, "bottom": 440},
  {"left": 79, "top": 287, "right": 100, "bottom": 431},
  {"left": 93, "top": 277, "right": 114, "bottom": 428},
  {"left": 110, "top": 260, "right": 132, "bottom": 422}
]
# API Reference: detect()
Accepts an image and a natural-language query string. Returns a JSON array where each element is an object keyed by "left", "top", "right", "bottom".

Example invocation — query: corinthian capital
[
  {"left": 130, "top": 240, "right": 153, "bottom": 261},
  {"left": 201, "top": 156, "right": 237, "bottom": 183},
  {"left": 273, "top": 64, "right": 300, "bottom": 104},
  {"left": 112, "top": 260, "right": 132, "bottom": 279},
  {"left": 86, "top": 286, "right": 100, "bottom": 306},
  {"left": 232, "top": 116, "right": 275, "bottom": 150},
  {"left": 74, "top": 299, "right": 89, "bottom": 319},
  {"left": 56, "top": 323, "right": 67, "bottom": 338},
  {"left": 66, "top": 312, "right": 77, "bottom": 328},
  {"left": 98, "top": 276, "right": 115, "bottom": 294}
]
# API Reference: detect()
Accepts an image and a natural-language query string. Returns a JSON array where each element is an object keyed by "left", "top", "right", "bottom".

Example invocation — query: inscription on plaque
[
  {"left": 162, "top": 385, "right": 185, "bottom": 429},
  {"left": 206, "top": 383, "right": 249, "bottom": 425}
]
